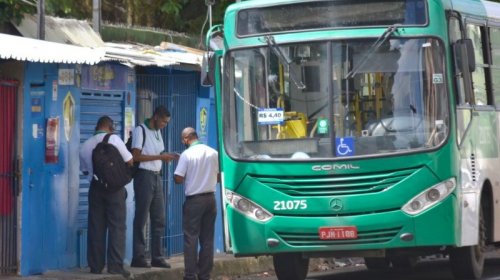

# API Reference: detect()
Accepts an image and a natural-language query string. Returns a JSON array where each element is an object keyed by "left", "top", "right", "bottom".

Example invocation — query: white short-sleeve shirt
[
  {"left": 174, "top": 143, "right": 219, "bottom": 196},
  {"left": 131, "top": 124, "right": 165, "bottom": 172},
  {"left": 79, "top": 133, "right": 133, "bottom": 182}
]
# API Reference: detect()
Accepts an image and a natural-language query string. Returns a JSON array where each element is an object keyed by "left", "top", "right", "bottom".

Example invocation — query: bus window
[
  {"left": 224, "top": 38, "right": 449, "bottom": 160},
  {"left": 490, "top": 27, "right": 500, "bottom": 108},
  {"left": 467, "top": 24, "right": 488, "bottom": 105},
  {"left": 232, "top": 49, "right": 269, "bottom": 142}
]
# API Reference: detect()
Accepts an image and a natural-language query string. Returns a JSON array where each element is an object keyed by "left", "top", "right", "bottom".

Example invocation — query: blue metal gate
[
  {"left": 78, "top": 90, "right": 126, "bottom": 266},
  {"left": 137, "top": 72, "right": 198, "bottom": 257}
]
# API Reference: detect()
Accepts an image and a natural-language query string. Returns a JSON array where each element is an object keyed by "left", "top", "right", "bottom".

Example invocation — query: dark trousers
[
  {"left": 87, "top": 181, "right": 127, "bottom": 272},
  {"left": 183, "top": 194, "right": 217, "bottom": 280},
  {"left": 132, "top": 170, "right": 166, "bottom": 261}
]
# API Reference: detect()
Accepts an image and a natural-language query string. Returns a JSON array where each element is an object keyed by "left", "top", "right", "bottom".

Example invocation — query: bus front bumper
[{"left": 227, "top": 195, "right": 458, "bottom": 256}]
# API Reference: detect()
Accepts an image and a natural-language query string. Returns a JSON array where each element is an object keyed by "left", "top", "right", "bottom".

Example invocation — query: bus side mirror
[
  {"left": 452, "top": 39, "right": 476, "bottom": 104},
  {"left": 463, "top": 39, "right": 476, "bottom": 72},
  {"left": 202, "top": 25, "right": 224, "bottom": 87},
  {"left": 201, "top": 51, "right": 215, "bottom": 87},
  {"left": 454, "top": 39, "right": 476, "bottom": 73},
  {"left": 453, "top": 39, "right": 476, "bottom": 73}
]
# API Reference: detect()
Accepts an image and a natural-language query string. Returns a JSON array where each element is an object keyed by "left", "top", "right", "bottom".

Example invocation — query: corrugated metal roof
[
  {"left": 104, "top": 42, "right": 202, "bottom": 68},
  {"left": 104, "top": 42, "right": 178, "bottom": 67},
  {"left": 16, "top": 14, "right": 105, "bottom": 48},
  {"left": 0, "top": 33, "right": 105, "bottom": 64},
  {"left": 12, "top": 15, "right": 202, "bottom": 68}
]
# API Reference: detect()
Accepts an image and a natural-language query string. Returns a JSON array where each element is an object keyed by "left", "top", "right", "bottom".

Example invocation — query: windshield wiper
[
  {"left": 345, "top": 24, "right": 400, "bottom": 79},
  {"left": 264, "top": 35, "right": 305, "bottom": 89}
]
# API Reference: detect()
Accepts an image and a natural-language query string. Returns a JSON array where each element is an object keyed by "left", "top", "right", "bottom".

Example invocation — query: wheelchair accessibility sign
[{"left": 336, "top": 137, "right": 355, "bottom": 157}]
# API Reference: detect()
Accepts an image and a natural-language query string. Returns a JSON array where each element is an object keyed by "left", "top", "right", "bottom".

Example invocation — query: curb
[
  {"left": 129, "top": 256, "right": 274, "bottom": 280},
  {"left": 2, "top": 255, "right": 274, "bottom": 280},
  {"left": 2, "top": 256, "right": 350, "bottom": 280}
]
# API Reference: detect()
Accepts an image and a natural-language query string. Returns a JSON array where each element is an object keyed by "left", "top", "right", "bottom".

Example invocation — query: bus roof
[{"left": 479, "top": 0, "right": 500, "bottom": 21}]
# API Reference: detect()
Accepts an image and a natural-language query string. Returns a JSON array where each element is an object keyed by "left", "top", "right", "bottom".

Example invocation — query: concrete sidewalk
[{"left": 3, "top": 254, "right": 274, "bottom": 280}]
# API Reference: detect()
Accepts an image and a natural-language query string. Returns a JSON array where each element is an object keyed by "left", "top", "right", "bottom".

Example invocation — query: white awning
[{"left": 0, "top": 33, "right": 105, "bottom": 65}]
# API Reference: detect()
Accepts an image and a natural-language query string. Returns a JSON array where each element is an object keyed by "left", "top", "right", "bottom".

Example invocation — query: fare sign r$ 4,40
[{"left": 257, "top": 108, "right": 284, "bottom": 125}]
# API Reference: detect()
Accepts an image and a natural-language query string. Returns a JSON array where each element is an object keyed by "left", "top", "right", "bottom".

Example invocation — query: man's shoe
[
  {"left": 151, "top": 259, "right": 171, "bottom": 268},
  {"left": 130, "top": 258, "right": 151, "bottom": 268},
  {"left": 108, "top": 267, "right": 131, "bottom": 278},
  {"left": 90, "top": 268, "right": 102, "bottom": 274}
]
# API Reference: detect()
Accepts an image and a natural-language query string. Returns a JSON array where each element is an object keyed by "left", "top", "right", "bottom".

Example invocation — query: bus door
[
  {"left": 202, "top": 49, "right": 232, "bottom": 252},
  {"left": 202, "top": 27, "right": 231, "bottom": 252}
]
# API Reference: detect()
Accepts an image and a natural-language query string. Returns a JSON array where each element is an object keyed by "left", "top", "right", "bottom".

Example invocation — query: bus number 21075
[{"left": 273, "top": 200, "right": 307, "bottom": 210}]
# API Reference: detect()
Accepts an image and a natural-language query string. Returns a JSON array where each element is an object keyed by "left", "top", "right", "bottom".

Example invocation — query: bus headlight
[
  {"left": 225, "top": 190, "right": 273, "bottom": 222},
  {"left": 402, "top": 178, "right": 456, "bottom": 215}
]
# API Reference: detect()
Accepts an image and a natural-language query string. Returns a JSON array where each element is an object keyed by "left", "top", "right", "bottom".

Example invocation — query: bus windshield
[{"left": 223, "top": 37, "right": 449, "bottom": 160}]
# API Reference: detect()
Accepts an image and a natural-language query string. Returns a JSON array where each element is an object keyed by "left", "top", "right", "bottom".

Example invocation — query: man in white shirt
[
  {"left": 174, "top": 127, "right": 219, "bottom": 280},
  {"left": 79, "top": 116, "right": 132, "bottom": 277},
  {"left": 130, "top": 106, "right": 178, "bottom": 268}
]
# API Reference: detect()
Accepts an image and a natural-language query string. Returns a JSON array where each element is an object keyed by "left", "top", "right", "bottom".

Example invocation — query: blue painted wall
[
  {"left": 20, "top": 61, "right": 137, "bottom": 275},
  {"left": 18, "top": 62, "right": 215, "bottom": 275},
  {"left": 21, "top": 62, "right": 82, "bottom": 275}
]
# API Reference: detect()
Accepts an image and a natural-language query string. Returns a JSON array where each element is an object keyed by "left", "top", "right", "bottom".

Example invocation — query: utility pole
[
  {"left": 205, "top": 0, "right": 215, "bottom": 28},
  {"left": 93, "top": 0, "right": 102, "bottom": 34},
  {"left": 37, "top": 0, "right": 45, "bottom": 40}
]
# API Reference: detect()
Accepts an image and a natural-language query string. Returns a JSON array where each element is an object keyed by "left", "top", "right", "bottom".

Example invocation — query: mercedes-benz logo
[{"left": 330, "top": 198, "right": 343, "bottom": 211}]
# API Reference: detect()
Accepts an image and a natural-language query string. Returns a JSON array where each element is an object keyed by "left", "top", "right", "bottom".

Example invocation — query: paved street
[
  {"left": 237, "top": 252, "right": 500, "bottom": 280},
  {"left": 4, "top": 251, "right": 500, "bottom": 280}
]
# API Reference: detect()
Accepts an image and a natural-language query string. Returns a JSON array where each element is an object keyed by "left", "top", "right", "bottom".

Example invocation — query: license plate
[{"left": 319, "top": 226, "right": 358, "bottom": 240}]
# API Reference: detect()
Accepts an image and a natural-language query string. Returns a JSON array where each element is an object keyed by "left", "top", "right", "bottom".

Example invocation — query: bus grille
[
  {"left": 254, "top": 168, "right": 418, "bottom": 196},
  {"left": 276, "top": 226, "right": 402, "bottom": 246}
]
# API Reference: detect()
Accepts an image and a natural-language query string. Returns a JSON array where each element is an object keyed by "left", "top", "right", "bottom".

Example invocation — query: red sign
[
  {"left": 45, "top": 117, "right": 60, "bottom": 163},
  {"left": 319, "top": 226, "right": 358, "bottom": 240}
]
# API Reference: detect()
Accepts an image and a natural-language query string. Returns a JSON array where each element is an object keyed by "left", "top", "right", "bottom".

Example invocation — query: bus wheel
[
  {"left": 450, "top": 207, "right": 486, "bottom": 280},
  {"left": 273, "top": 253, "right": 309, "bottom": 280},
  {"left": 364, "top": 257, "right": 390, "bottom": 270}
]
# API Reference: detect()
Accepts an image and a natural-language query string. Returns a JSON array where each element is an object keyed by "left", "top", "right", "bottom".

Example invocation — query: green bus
[{"left": 204, "top": 0, "right": 500, "bottom": 279}]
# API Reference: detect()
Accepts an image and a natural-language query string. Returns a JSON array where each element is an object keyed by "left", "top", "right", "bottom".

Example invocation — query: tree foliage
[
  {"left": 46, "top": 0, "right": 92, "bottom": 19},
  {"left": 0, "top": 0, "right": 36, "bottom": 25},
  {"left": 1, "top": 0, "right": 233, "bottom": 36},
  {"left": 2, "top": 0, "right": 232, "bottom": 34}
]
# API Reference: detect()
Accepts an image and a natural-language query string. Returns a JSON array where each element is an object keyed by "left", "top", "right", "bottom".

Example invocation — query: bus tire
[
  {"left": 273, "top": 253, "right": 309, "bottom": 280},
  {"left": 449, "top": 206, "right": 486, "bottom": 280},
  {"left": 364, "top": 257, "right": 390, "bottom": 270}
]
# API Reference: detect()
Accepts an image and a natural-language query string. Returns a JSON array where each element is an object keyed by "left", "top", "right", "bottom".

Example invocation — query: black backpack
[
  {"left": 125, "top": 125, "right": 146, "bottom": 177},
  {"left": 92, "top": 133, "right": 132, "bottom": 192}
]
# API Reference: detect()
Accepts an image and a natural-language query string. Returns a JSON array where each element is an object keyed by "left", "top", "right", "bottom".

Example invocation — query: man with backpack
[
  {"left": 79, "top": 116, "right": 133, "bottom": 277},
  {"left": 130, "top": 106, "right": 179, "bottom": 269}
]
